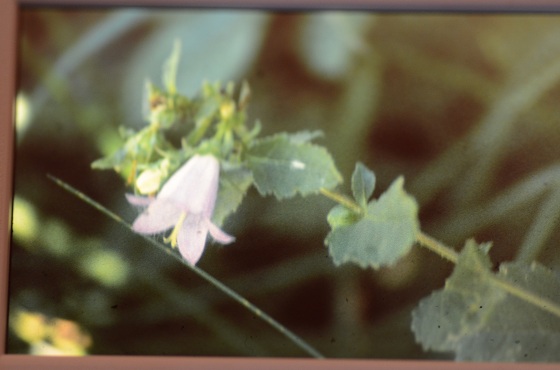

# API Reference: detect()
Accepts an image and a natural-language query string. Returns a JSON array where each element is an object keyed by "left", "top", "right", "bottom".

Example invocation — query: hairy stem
[
  {"left": 319, "top": 187, "right": 363, "bottom": 214},
  {"left": 415, "top": 232, "right": 459, "bottom": 264},
  {"left": 487, "top": 273, "right": 560, "bottom": 319}
]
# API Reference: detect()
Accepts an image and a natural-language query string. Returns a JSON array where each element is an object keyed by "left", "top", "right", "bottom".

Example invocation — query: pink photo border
[{"left": 1, "top": 1, "right": 560, "bottom": 369}]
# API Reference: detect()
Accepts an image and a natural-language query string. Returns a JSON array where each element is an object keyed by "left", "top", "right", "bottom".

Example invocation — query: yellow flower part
[
  {"left": 220, "top": 100, "right": 235, "bottom": 120},
  {"left": 163, "top": 212, "right": 187, "bottom": 248},
  {"left": 11, "top": 310, "right": 48, "bottom": 344}
]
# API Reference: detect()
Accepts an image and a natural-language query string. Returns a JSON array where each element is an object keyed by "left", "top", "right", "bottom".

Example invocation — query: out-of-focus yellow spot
[
  {"left": 43, "top": 219, "right": 72, "bottom": 257},
  {"left": 136, "top": 168, "right": 162, "bottom": 195},
  {"left": 16, "top": 93, "right": 32, "bottom": 135},
  {"left": 81, "top": 249, "right": 129, "bottom": 288},
  {"left": 12, "top": 196, "right": 39, "bottom": 245},
  {"left": 10, "top": 309, "right": 92, "bottom": 356},
  {"left": 10, "top": 310, "right": 48, "bottom": 344},
  {"left": 49, "top": 318, "right": 92, "bottom": 356},
  {"left": 220, "top": 100, "right": 235, "bottom": 120}
]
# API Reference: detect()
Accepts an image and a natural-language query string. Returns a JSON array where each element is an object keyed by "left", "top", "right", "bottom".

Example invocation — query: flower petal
[
  {"left": 193, "top": 156, "right": 220, "bottom": 217},
  {"left": 156, "top": 157, "right": 198, "bottom": 202},
  {"left": 156, "top": 155, "right": 220, "bottom": 215},
  {"left": 177, "top": 213, "right": 209, "bottom": 265},
  {"left": 132, "top": 199, "right": 182, "bottom": 234},
  {"left": 207, "top": 220, "right": 235, "bottom": 245},
  {"left": 125, "top": 193, "right": 153, "bottom": 207}
]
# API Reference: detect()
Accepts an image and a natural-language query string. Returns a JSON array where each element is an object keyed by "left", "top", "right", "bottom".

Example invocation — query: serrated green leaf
[
  {"left": 351, "top": 162, "right": 375, "bottom": 208},
  {"left": 325, "top": 176, "right": 419, "bottom": 269},
  {"left": 247, "top": 133, "right": 342, "bottom": 199},
  {"left": 411, "top": 241, "right": 560, "bottom": 362},
  {"left": 212, "top": 165, "right": 253, "bottom": 226},
  {"left": 287, "top": 130, "right": 324, "bottom": 144},
  {"left": 456, "top": 331, "right": 560, "bottom": 362}
]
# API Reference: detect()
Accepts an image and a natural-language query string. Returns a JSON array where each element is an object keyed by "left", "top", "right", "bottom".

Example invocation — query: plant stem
[
  {"left": 415, "top": 231, "right": 560, "bottom": 319},
  {"left": 487, "top": 274, "right": 560, "bottom": 319},
  {"left": 49, "top": 175, "right": 324, "bottom": 359},
  {"left": 415, "top": 232, "right": 459, "bottom": 264},
  {"left": 319, "top": 187, "right": 363, "bottom": 214}
]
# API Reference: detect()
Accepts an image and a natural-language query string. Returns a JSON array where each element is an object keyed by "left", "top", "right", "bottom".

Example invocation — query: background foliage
[{"left": 9, "top": 9, "right": 560, "bottom": 359}]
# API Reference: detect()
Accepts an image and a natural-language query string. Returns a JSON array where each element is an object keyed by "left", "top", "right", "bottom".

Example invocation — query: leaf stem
[
  {"left": 319, "top": 187, "right": 363, "bottom": 214},
  {"left": 48, "top": 175, "right": 324, "bottom": 359}
]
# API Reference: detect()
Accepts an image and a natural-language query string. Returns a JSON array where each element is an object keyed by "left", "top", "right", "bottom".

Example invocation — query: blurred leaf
[
  {"left": 247, "top": 132, "right": 342, "bottom": 199},
  {"left": 326, "top": 176, "right": 419, "bottom": 269},
  {"left": 213, "top": 164, "right": 253, "bottom": 226},
  {"left": 285, "top": 130, "right": 324, "bottom": 144},
  {"left": 12, "top": 196, "right": 39, "bottom": 245},
  {"left": 298, "top": 12, "right": 373, "bottom": 80},
  {"left": 91, "top": 125, "right": 175, "bottom": 186},
  {"left": 144, "top": 81, "right": 192, "bottom": 130},
  {"left": 80, "top": 248, "right": 129, "bottom": 288},
  {"left": 351, "top": 162, "right": 376, "bottom": 208},
  {"left": 162, "top": 39, "right": 181, "bottom": 94},
  {"left": 411, "top": 240, "right": 560, "bottom": 362},
  {"left": 43, "top": 219, "right": 73, "bottom": 256}
]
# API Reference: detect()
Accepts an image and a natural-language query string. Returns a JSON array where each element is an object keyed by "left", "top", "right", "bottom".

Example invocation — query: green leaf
[
  {"left": 195, "top": 94, "right": 221, "bottom": 123},
  {"left": 351, "top": 162, "right": 375, "bottom": 208},
  {"left": 162, "top": 39, "right": 181, "bottom": 94},
  {"left": 325, "top": 176, "right": 419, "bottom": 269},
  {"left": 326, "top": 204, "right": 361, "bottom": 229},
  {"left": 213, "top": 165, "right": 253, "bottom": 226},
  {"left": 411, "top": 240, "right": 560, "bottom": 362},
  {"left": 246, "top": 133, "right": 342, "bottom": 199},
  {"left": 286, "top": 130, "right": 324, "bottom": 144},
  {"left": 91, "top": 148, "right": 126, "bottom": 170},
  {"left": 91, "top": 124, "right": 174, "bottom": 183}
]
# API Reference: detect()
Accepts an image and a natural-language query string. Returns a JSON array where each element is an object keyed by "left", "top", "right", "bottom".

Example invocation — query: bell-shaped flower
[{"left": 126, "top": 154, "right": 234, "bottom": 265}]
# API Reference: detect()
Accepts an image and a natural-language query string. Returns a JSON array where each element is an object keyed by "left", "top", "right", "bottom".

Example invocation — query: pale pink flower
[{"left": 126, "top": 154, "right": 234, "bottom": 265}]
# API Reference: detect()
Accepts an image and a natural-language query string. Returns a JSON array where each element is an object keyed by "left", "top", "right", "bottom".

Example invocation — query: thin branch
[
  {"left": 48, "top": 175, "right": 324, "bottom": 359},
  {"left": 415, "top": 232, "right": 459, "bottom": 264}
]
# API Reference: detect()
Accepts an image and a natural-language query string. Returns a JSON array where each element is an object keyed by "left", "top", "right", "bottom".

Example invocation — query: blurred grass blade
[{"left": 47, "top": 174, "right": 324, "bottom": 358}]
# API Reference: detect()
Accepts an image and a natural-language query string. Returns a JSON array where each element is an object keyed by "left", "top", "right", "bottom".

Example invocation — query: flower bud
[{"left": 135, "top": 168, "right": 163, "bottom": 195}]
